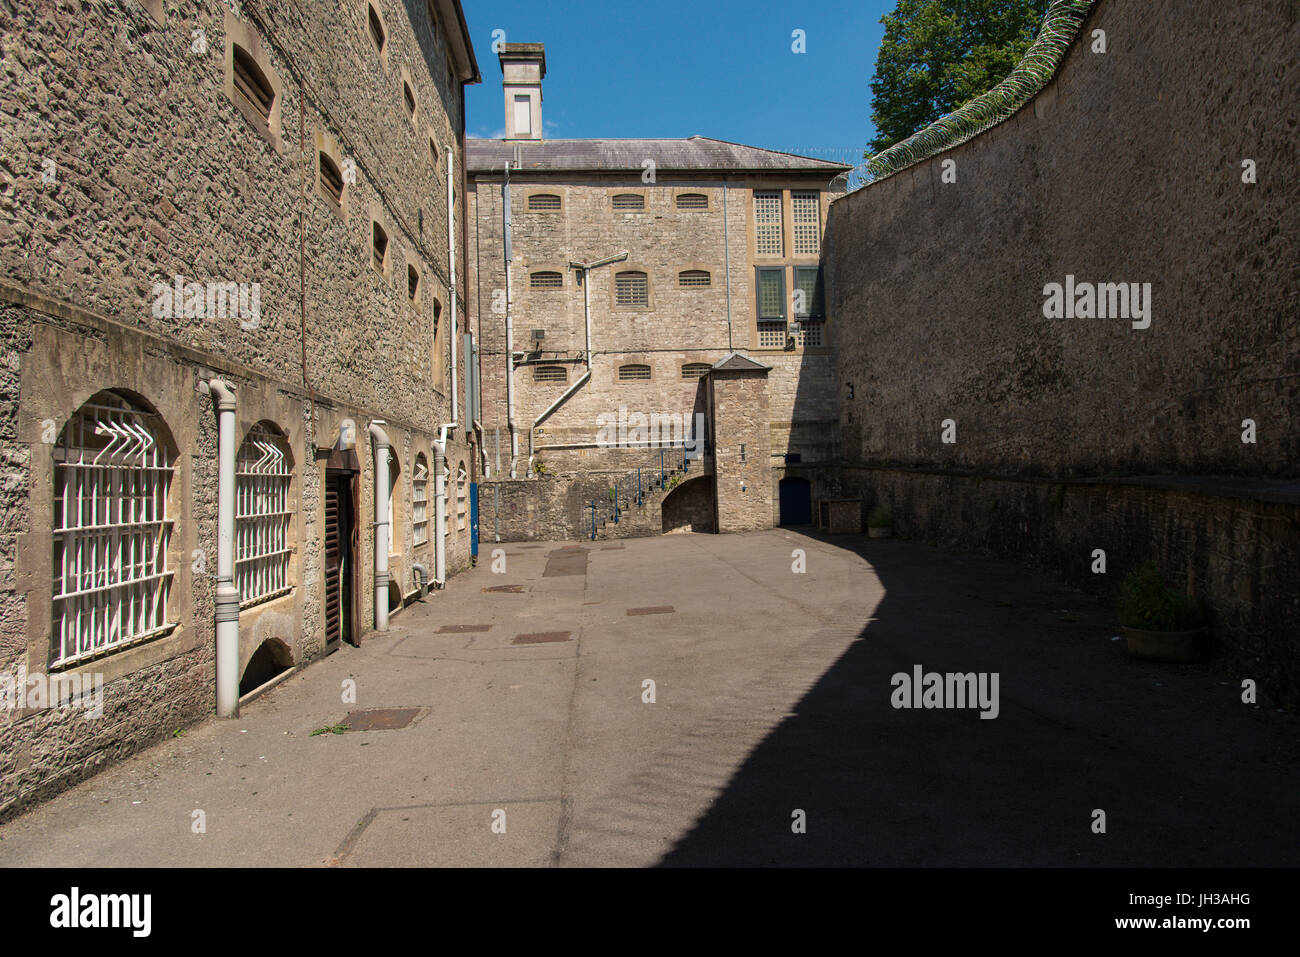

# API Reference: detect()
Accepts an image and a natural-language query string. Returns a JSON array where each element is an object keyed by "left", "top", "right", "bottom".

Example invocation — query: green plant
[
  {"left": 867, "top": 505, "right": 893, "bottom": 528},
  {"left": 667, "top": 475, "right": 681, "bottom": 490},
  {"left": 310, "top": 723, "right": 351, "bottom": 736},
  {"left": 1118, "top": 562, "right": 1204, "bottom": 632},
  {"left": 533, "top": 461, "right": 548, "bottom": 476}
]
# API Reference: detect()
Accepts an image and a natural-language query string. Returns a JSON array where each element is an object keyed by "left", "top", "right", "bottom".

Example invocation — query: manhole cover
[
  {"left": 518, "top": 545, "right": 543, "bottom": 549},
  {"left": 343, "top": 708, "right": 422, "bottom": 731},
  {"left": 438, "top": 624, "right": 492, "bottom": 633},
  {"left": 600, "top": 545, "right": 625, "bottom": 550},
  {"left": 627, "top": 606, "right": 675, "bottom": 616},
  {"left": 482, "top": 584, "right": 525, "bottom": 593},
  {"left": 512, "top": 631, "right": 572, "bottom": 645}
]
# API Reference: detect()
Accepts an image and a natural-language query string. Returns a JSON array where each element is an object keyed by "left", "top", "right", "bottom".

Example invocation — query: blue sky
[{"left": 462, "top": 0, "right": 896, "bottom": 166}]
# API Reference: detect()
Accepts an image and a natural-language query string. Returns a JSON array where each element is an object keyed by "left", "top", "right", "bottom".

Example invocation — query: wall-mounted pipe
[
  {"left": 412, "top": 562, "right": 430, "bottom": 599},
  {"left": 503, "top": 162, "right": 518, "bottom": 478},
  {"left": 433, "top": 438, "right": 448, "bottom": 585},
  {"left": 447, "top": 146, "right": 459, "bottom": 432},
  {"left": 369, "top": 421, "right": 391, "bottom": 632},
  {"left": 208, "top": 379, "right": 240, "bottom": 718}
]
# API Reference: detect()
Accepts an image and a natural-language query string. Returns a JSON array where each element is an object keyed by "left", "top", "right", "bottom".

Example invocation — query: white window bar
[
  {"left": 52, "top": 393, "right": 175, "bottom": 668},
  {"left": 235, "top": 424, "right": 293, "bottom": 608},
  {"left": 412, "top": 456, "right": 429, "bottom": 545},
  {"left": 456, "top": 464, "right": 467, "bottom": 531},
  {"left": 792, "top": 191, "right": 821, "bottom": 255}
]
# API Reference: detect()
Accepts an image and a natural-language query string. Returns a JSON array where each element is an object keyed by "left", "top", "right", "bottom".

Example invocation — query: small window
[
  {"left": 534, "top": 366, "right": 567, "bottom": 383},
  {"left": 368, "top": 4, "right": 386, "bottom": 54},
  {"left": 403, "top": 80, "right": 416, "bottom": 119},
  {"left": 530, "top": 271, "right": 563, "bottom": 289},
  {"left": 372, "top": 221, "right": 389, "bottom": 272},
  {"left": 793, "top": 266, "right": 825, "bottom": 319},
  {"left": 408, "top": 263, "right": 420, "bottom": 302},
  {"left": 412, "top": 454, "right": 429, "bottom": 546},
  {"left": 682, "top": 363, "right": 711, "bottom": 379},
  {"left": 615, "top": 271, "right": 648, "bottom": 307},
  {"left": 429, "top": 137, "right": 439, "bottom": 167},
  {"left": 513, "top": 94, "right": 532, "bottom": 135},
  {"left": 679, "top": 270, "right": 711, "bottom": 288},
  {"left": 232, "top": 45, "right": 274, "bottom": 123},
  {"left": 319, "top": 153, "right": 343, "bottom": 205},
  {"left": 676, "top": 193, "right": 708, "bottom": 210},
  {"left": 612, "top": 193, "right": 645, "bottom": 211},
  {"left": 618, "top": 364, "right": 652, "bottom": 381},
  {"left": 528, "top": 194, "right": 562, "bottom": 211}
]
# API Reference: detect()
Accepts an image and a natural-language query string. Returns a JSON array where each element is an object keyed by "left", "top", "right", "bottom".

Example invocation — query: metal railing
[{"left": 585, "top": 445, "right": 699, "bottom": 540}]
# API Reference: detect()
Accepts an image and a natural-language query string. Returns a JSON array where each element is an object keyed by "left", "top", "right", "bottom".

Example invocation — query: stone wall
[
  {"left": 711, "top": 367, "right": 773, "bottom": 533},
  {"left": 0, "top": 0, "right": 477, "bottom": 819},
  {"left": 827, "top": 0, "right": 1299, "bottom": 704}
]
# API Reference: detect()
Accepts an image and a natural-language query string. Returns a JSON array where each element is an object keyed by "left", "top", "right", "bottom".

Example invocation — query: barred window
[
  {"left": 235, "top": 424, "right": 293, "bottom": 607},
  {"left": 618, "top": 364, "right": 652, "bottom": 381},
  {"left": 456, "top": 463, "right": 467, "bottom": 531},
  {"left": 412, "top": 454, "right": 429, "bottom": 546},
  {"left": 530, "top": 271, "right": 563, "bottom": 289},
  {"left": 792, "top": 191, "right": 821, "bottom": 255},
  {"left": 758, "top": 322, "right": 788, "bottom": 349},
  {"left": 793, "top": 266, "right": 825, "bottom": 319},
  {"left": 615, "top": 271, "right": 649, "bottom": 307},
  {"left": 534, "top": 365, "right": 568, "bottom": 383},
  {"left": 612, "top": 193, "right": 645, "bottom": 211},
  {"left": 795, "top": 321, "right": 824, "bottom": 347},
  {"left": 528, "top": 194, "right": 561, "bottom": 211},
  {"left": 681, "top": 363, "right": 711, "bottom": 379},
  {"left": 52, "top": 392, "right": 175, "bottom": 667},
  {"left": 678, "top": 270, "right": 711, "bottom": 287},
  {"left": 676, "top": 193, "right": 708, "bottom": 210},
  {"left": 754, "top": 190, "right": 783, "bottom": 256}
]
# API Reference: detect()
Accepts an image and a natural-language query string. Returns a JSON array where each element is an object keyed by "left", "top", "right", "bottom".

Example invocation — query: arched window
[
  {"left": 52, "top": 391, "right": 176, "bottom": 666},
  {"left": 618, "top": 364, "right": 651, "bottom": 381},
  {"left": 533, "top": 365, "right": 567, "bottom": 383},
  {"left": 412, "top": 454, "right": 429, "bottom": 546},
  {"left": 456, "top": 462, "right": 467, "bottom": 531},
  {"left": 612, "top": 193, "right": 644, "bottom": 211},
  {"left": 235, "top": 423, "right": 294, "bottom": 607},
  {"left": 676, "top": 193, "right": 708, "bottom": 210},
  {"left": 678, "top": 269, "right": 711, "bottom": 287},
  {"left": 530, "top": 271, "right": 563, "bottom": 289},
  {"left": 528, "top": 194, "right": 561, "bottom": 211},
  {"left": 319, "top": 153, "right": 344, "bottom": 206},
  {"left": 681, "top": 362, "right": 711, "bottom": 379},
  {"left": 232, "top": 44, "right": 275, "bottom": 124}
]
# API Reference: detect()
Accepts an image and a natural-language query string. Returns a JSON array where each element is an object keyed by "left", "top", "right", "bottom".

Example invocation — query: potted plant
[
  {"left": 867, "top": 504, "right": 892, "bottom": 538},
  {"left": 1117, "top": 561, "right": 1207, "bottom": 662}
]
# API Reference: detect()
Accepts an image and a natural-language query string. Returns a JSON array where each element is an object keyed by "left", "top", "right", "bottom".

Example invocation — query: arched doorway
[{"left": 778, "top": 477, "right": 812, "bottom": 526}]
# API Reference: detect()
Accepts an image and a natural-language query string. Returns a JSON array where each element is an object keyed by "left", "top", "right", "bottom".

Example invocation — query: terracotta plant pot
[
  {"left": 868, "top": 526, "right": 892, "bottom": 538},
  {"left": 1122, "top": 626, "right": 1207, "bottom": 662}
]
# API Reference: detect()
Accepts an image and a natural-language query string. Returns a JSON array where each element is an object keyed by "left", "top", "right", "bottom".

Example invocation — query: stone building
[
  {"left": 465, "top": 44, "right": 848, "bottom": 536},
  {"left": 0, "top": 0, "right": 480, "bottom": 818}
]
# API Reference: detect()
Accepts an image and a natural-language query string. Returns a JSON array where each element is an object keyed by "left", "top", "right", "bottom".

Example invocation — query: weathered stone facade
[
  {"left": 710, "top": 359, "right": 774, "bottom": 533},
  {"left": 0, "top": 0, "right": 480, "bottom": 818},
  {"left": 827, "top": 0, "right": 1299, "bottom": 705}
]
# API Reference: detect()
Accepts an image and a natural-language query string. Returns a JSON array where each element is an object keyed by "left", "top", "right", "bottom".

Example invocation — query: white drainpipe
[
  {"left": 369, "top": 421, "right": 390, "bottom": 632},
  {"left": 447, "top": 146, "right": 459, "bottom": 431},
  {"left": 503, "top": 162, "right": 518, "bottom": 478},
  {"left": 208, "top": 379, "right": 239, "bottom": 718},
  {"left": 433, "top": 433, "right": 448, "bottom": 585}
]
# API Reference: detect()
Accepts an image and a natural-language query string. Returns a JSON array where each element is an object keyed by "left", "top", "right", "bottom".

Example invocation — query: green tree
[{"left": 869, "top": 0, "right": 1049, "bottom": 154}]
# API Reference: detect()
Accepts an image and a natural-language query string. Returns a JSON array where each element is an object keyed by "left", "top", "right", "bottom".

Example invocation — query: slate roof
[
  {"left": 711, "top": 352, "right": 771, "bottom": 373},
  {"left": 466, "top": 136, "right": 852, "bottom": 174}
]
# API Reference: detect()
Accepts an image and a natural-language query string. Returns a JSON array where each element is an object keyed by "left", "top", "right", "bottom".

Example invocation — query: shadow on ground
[{"left": 657, "top": 531, "right": 1298, "bottom": 867}]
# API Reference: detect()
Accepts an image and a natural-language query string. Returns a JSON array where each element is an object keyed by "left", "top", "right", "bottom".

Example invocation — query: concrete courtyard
[{"left": 0, "top": 529, "right": 1294, "bottom": 867}]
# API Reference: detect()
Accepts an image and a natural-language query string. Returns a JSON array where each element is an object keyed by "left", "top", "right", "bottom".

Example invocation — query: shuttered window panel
[
  {"left": 754, "top": 191, "right": 783, "bottom": 255},
  {"left": 792, "top": 191, "right": 821, "bottom": 255}
]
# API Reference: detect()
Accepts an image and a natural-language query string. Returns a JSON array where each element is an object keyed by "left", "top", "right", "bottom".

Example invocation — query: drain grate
[
  {"left": 512, "top": 631, "right": 572, "bottom": 645},
  {"left": 482, "top": 584, "right": 525, "bottom": 593},
  {"left": 343, "top": 708, "right": 422, "bottom": 731},
  {"left": 627, "top": 606, "right": 675, "bottom": 616},
  {"left": 437, "top": 624, "right": 492, "bottom": 633}
]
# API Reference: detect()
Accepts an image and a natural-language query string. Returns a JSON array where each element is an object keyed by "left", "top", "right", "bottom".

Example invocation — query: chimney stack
[{"left": 499, "top": 43, "right": 546, "bottom": 141}]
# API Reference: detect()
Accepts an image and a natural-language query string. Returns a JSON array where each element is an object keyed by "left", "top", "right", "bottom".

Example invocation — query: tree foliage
[{"left": 869, "top": 0, "right": 1050, "bottom": 154}]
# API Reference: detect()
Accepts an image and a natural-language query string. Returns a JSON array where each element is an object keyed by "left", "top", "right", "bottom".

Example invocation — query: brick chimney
[{"left": 499, "top": 43, "right": 546, "bottom": 141}]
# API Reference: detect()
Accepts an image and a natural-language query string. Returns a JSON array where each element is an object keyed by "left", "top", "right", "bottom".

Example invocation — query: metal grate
[
  {"left": 795, "top": 321, "right": 823, "bottom": 347},
  {"left": 758, "top": 321, "right": 787, "bottom": 349},
  {"left": 754, "top": 190, "right": 783, "bottom": 255},
  {"left": 681, "top": 363, "right": 711, "bottom": 379},
  {"left": 530, "top": 271, "right": 562, "bottom": 289},
  {"left": 792, "top": 191, "right": 821, "bottom": 255},
  {"left": 52, "top": 392, "right": 175, "bottom": 668},
  {"left": 533, "top": 365, "right": 567, "bottom": 383},
  {"left": 412, "top": 455, "right": 429, "bottom": 545},
  {"left": 528, "top": 193, "right": 561, "bottom": 211},
  {"left": 612, "top": 193, "right": 644, "bottom": 211},
  {"left": 456, "top": 463, "right": 467, "bottom": 531},
  {"left": 235, "top": 424, "right": 292, "bottom": 607},
  {"left": 676, "top": 193, "right": 708, "bottom": 210},
  {"left": 615, "top": 271, "right": 648, "bottom": 307},
  {"left": 618, "top": 364, "right": 652, "bottom": 381},
  {"left": 678, "top": 270, "right": 711, "bottom": 287}
]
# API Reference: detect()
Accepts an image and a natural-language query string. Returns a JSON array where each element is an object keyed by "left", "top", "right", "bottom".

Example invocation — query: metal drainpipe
[
  {"left": 368, "top": 421, "right": 390, "bottom": 632},
  {"left": 447, "top": 146, "right": 459, "bottom": 432},
  {"left": 433, "top": 439, "right": 447, "bottom": 585},
  {"left": 723, "top": 176, "right": 733, "bottom": 352},
  {"left": 208, "top": 379, "right": 239, "bottom": 718}
]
